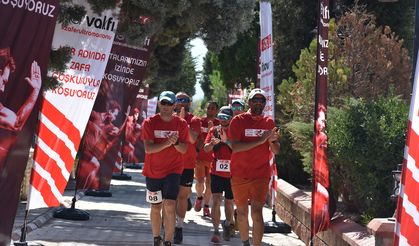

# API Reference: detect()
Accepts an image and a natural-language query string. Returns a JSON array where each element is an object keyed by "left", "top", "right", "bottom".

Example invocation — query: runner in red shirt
[
  {"left": 174, "top": 92, "right": 201, "bottom": 244},
  {"left": 142, "top": 91, "right": 188, "bottom": 246},
  {"left": 229, "top": 89, "right": 280, "bottom": 246},
  {"left": 204, "top": 106, "right": 235, "bottom": 243},
  {"left": 194, "top": 101, "right": 219, "bottom": 216}
]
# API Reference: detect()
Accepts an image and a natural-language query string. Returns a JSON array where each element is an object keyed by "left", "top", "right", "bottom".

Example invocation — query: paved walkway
[{"left": 11, "top": 169, "right": 305, "bottom": 246}]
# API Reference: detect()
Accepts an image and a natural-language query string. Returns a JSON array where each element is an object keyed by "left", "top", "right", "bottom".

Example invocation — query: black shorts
[
  {"left": 146, "top": 173, "right": 180, "bottom": 201},
  {"left": 211, "top": 174, "right": 233, "bottom": 200},
  {"left": 180, "top": 168, "right": 194, "bottom": 187}
]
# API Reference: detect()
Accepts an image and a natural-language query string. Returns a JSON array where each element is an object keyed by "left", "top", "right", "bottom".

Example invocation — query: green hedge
[{"left": 328, "top": 95, "right": 408, "bottom": 217}]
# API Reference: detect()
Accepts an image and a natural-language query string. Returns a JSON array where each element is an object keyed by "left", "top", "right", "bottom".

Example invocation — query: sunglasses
[
  {"left": 231, "top": 106, "right": 244, "bottom": 111},
  {"left": 217, "top": 115, "right": 231, "bottom": 121},
  {"left": 251, "top": 97, "right": 266, "bottom": 103},
  {"left": 160, "top": 100, "right": 174, "bottom": 106},
  {"left": 176, "top": 98, "right": 190, "bottom": 103}
]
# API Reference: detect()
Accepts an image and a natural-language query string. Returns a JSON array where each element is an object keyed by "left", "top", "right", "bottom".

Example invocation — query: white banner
[
  {"left": 259, "top": 1, "right": 274, "bottom": 119},
  {"left": 147, "top": 96, "right": 158, "bottom": 118},
  {"left": 28, "top": 1, "right": 119, "bottom": 209}
]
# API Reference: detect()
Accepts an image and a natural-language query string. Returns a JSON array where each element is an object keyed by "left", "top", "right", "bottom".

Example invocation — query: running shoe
[
  {"left": 163, "top": 241, "right": 172, "bottom": 246},
  {"left": 203, "top": 206, "right": 210, "bottom": 217},
  {"left": 173, "top": 227, "right": 183, "bottom": 244},
  {"left": 211, "top": 231, "right": 221, "bottom": 243},
  {"left": 153, "top": 236, "right": 162, "bottom": 246},
  {"left": 194, "top": 197, "right": 203, "bottom": 212},
  {"left": 221, "top": 220, "right": 231, "bottom": 241}
]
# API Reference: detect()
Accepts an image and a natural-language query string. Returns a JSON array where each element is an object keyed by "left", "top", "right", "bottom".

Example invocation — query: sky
[{"left": 190, "top": 38, "right": 207, "bottom": 101}]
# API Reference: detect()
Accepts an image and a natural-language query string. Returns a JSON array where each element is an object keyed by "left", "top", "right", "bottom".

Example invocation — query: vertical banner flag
[
  {"left": 311, "top": 0, "right": 331, "bottom": 238},
  {"left": 77, "top": 36, "right": 152, "bottom": 191},
  {"left": 228, "top": 88, "right": 246, "bottom": 105},
  {"left": 0, "top": 0, "right": 59, "bottom": 242},
  {"left": 120, "top": 83, "right": 150, "bottom": 167},
  {"left": 27, "top": 1, "right": 119, "bottom": 210},
  {"left": 260, "top": 0, "right": 277, "bottom": 207},
  {"left": 147, "top": 96, "right": 158, "bottom": 118},
  {"left": 394, "top": 55, "right": 419, "bottom": 246}
]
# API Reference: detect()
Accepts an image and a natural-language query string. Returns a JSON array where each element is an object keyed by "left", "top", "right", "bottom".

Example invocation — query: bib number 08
[{"left": 146, "top": 189, "right": 162, "bottom": 204}]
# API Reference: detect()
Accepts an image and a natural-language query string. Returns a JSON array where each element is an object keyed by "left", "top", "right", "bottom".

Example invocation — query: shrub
[{"left": 328, "top": 95, "right": 408, "bottom": 217}]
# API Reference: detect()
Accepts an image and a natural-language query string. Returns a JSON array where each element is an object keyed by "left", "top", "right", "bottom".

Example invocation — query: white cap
[{"left": 248, "top": 88, "right": 266, "bottom": 99}]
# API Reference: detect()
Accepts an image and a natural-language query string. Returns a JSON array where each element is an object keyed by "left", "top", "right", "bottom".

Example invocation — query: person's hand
[
  {"left": 259, "top": 128, "right": 275, "bottom": 143},
  {"left": 25, "top": 61, "right": 41, "bottom": 90},
  {"left": 268, "top": 127, "right": 280, "bottom": 143},
  {"left": 167, "top": 132, "right": 179, "bottom": 146},
  {"left": 220, "top": 128, "right": 228, "bottom": 143},
  {"left": 207, "top": 120, "right": 213, "bottom": 129},
  {"left": 210, "top": 137, "right": 221, "bottom": 146}
]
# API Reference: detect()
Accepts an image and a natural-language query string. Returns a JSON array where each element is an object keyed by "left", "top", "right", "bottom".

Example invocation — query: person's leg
[
  {"left": 194, "top": 163, "right": 205, "bottom": 211},
  {"left": 231, "top": 177, "right": 250, "bottom": 243},
  {"left": 150, "top": 203, "right": 163, "bottom": 237},
  {"left": 161, "top": 174, "right": 180, "bottom": 244},
  {"left": 211, "top": 193, "right": 222, "bottom": 242},
  {"left": 250, "top": 200, "right": 265, "bottom": 246},
  {"left": 249, "top": 178, "right": 270, "bottom": 246},
  {"left": 203, "top": 166, "right": 212, "bottom": 209},
  {"left": 175, "top": 169, "right": 194, "bottom": 243},
  {"left": 163, "top": 199, "right": 176, "bottom": 242}
]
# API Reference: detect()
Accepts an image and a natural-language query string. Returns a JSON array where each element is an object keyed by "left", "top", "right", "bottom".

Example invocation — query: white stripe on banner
[
  {"left": 40, "top": 112, "right": 78, "bottom": 157},
  {"left": 407, "top": 153, "right": 419, "bottom": 183},
  {"left": 27, "top": 185, "right": 48, "bottom": 209},
  {"left": 399, "top": 234, "right": 409, "bottom": 246},
  {"left": 35, "top": 136, "right": 70, "bottom": 179},
  {"left": 402, "top": 192, "right": 419, "bottom": 227},
  {"left": 32, "top": 160, "right": 64, "bottom": 205}
]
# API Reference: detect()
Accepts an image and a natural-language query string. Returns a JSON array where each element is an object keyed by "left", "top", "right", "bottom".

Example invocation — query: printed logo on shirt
[
  {"left": 244, "top": 129, "right": 267, "bottom": 137},
  {"left": 201, "top": 127, "right": 208, "bottom": 133},
  {"left": 154, "top": 130, "right": 178, "bottom": 138}
]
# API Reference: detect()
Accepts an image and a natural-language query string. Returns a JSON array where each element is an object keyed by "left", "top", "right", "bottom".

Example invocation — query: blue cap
[
  {"left": 217, "top": 106, "right": 233, "bottom": 120},
  {"left": 232, "top": 99, "right": 245, "bottom": 106},
  {"left": 159, "top": 91, "right": 176, "bottom": 104}
]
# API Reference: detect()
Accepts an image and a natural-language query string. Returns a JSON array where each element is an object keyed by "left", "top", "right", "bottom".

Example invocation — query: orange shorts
[
  {"left": 195, "top": 160, "right": 211, "bottom": 179},
  {"left": 231, "top": 177, "right": 269, "bottom": 206}
]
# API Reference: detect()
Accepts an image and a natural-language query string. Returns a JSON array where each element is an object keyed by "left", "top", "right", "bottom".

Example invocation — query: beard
[{"left": 251, "top": 105, "right": 264, "bottom": 115}]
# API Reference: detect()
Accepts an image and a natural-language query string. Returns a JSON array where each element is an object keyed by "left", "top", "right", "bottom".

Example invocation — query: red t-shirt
[
  {"left": 197, "top": 117, "right": 220, "bottom": 161},
  {"left": 205, "top": 126, "right": 232, "bottom": 178},
  {"left": 141, "top": 114, "right": 189, "bottom": 178},
  {"left": 183, "top": 112, "right": 201, "bottom": 169},
  {"left": 229, "top": 112, "right": 275, "bottom": 179}
]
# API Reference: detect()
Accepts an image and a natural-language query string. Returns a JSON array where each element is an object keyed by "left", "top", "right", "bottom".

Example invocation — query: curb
[{"left": 11, "top": 191, "right": 85, "bottom": 241}]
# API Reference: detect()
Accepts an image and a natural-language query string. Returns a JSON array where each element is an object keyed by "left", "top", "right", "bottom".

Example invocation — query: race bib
[
  {"left": 244, "top": 129, "right": 267, "bottom": 137},
  {"left": 154, "top": 130, "right": 178, "bottom": 138},
  {"left": 216, "top": 159, "right": 231, "bottom": 172},
  {"left": 146, "top": 189, "right": 162, "bottom": 204}
]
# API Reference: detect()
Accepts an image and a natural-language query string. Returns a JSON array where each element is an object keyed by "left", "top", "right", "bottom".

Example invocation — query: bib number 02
[
  {"left": 146, "top": 189, "right": 162, "bottom": 204},
  {"left": 216, "top": 159, "right": 230, "bottom": 172}
]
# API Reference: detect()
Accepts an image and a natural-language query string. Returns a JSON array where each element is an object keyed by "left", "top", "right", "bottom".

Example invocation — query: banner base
[
  {"left": 264, "top": 221, "right": 292, "bottom": 233},
  {"left": 14, "top": 242, "right": 42, "bottom": 246},
  {"left": 53, "top": 207, "right": 90, "bottom": 221},
  {"left": 85, "top": 189, "right": 112, "bottom": 197},
  {"left": 112, "top": 173, "right": 132, "bottom": 180},
  {"left": 124, "top": 162, "right": 143, "bottom": 169}
]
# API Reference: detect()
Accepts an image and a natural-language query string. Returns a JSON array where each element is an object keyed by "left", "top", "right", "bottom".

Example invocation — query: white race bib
[
  {"left": 154, "top": 130, "right": 178, "bottom": 138},
  {"left": 146, "top": 189, "right": 163, "bottom": 203},
  {"left": 244, "top": 129, "right": 267, "bottom": 137},
  {"left": 216, "top": 159, "right": 231, "bottom": 172}
]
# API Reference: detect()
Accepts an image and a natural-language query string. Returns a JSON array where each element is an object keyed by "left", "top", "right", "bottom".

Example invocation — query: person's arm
[
  {"left": 173, "top": 141, "right": 188, "bottom": 154},
  {"left": 13, "top": 61, "right": 41, "bottom": 131},
  {"left": 231, "top": 129, "right": 274, "bottom": 153},
  {"left": 144, "top": 133, "right": 177, "bottom": 154},
  {"left": 268, "top": 127, "right": 280, "bottom": 154},
  {"left": 204, "top": 137, "right": 221, "bottom": 153}
]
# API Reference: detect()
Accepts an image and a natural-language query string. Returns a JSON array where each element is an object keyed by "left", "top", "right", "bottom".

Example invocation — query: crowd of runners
[{"left": 141, "top": 88, "right": 280, "bottom": 246}]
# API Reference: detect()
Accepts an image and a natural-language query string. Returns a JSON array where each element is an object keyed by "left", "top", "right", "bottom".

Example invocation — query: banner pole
[
  {"left": 13, "top": 209, "right": 29, "bottom": 246},
  {"left": 53, "top": 158, "right": 89, "bottom": 221}
]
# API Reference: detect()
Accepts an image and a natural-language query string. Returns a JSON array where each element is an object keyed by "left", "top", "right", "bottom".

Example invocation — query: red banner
[
  {"left": 311, "top": 0, "right": 331, "bottom": 238},
  {"left": 394, "top": 52, "right": 419, "bottom": 246},
  {"left": 0, "top": 0, "right": 59, "bottom": 243},
  {"left": 77, "top": 37, "right": 152, "bottom": 191}
]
